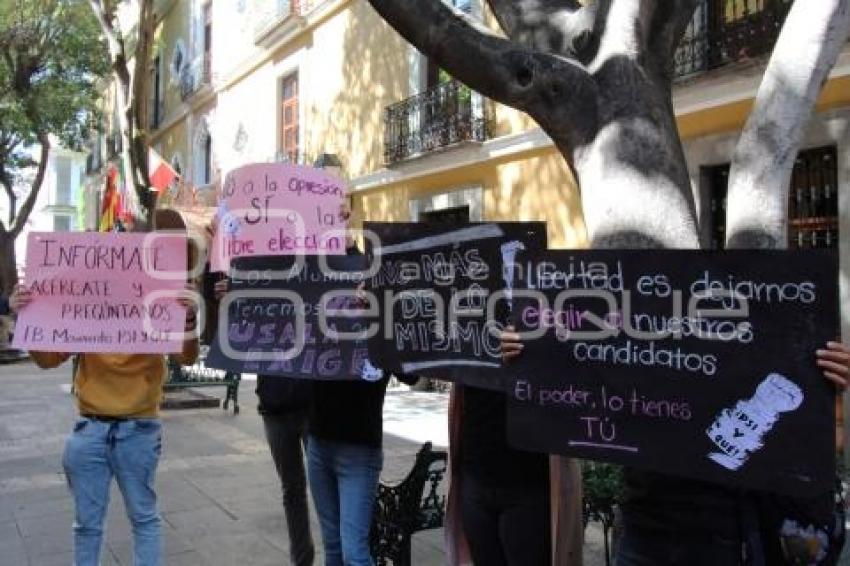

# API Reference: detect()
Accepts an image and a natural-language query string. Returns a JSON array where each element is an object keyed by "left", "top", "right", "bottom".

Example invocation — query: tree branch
[
  {"left": 485, "top": 0, "right": 583, "bottom": 54},
  {"left": 726, "top": 0, "right": 850, "bottom": 249},
  {"left": 0, "top": 167, "right": 14, "bottom": 227},
  {"left": 11, "top": 132, "right": 49, "bottom": 238},
  {"left": 646, "top": 0, "right": 700, "bottom": 82},
  {"left": 366, "top": 0, "right": 596, "bottom": 128}
]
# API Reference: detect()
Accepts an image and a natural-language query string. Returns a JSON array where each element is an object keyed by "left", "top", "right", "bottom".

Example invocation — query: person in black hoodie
[
  {"left": 215, "top": 277, "right": 315, "bottom": 566},
  {"left": 306, "top": 202, "right": 419, "bottom": 566}
]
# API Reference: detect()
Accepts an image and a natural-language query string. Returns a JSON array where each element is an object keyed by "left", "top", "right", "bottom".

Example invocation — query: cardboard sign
[
  {"left": 205, "top": 254, "right": 379, "bottom": 380},
  {"left": 13, "top": 232, "right": 188, "bottom": 353},
  {"left": 506, "top": 249, "right": 838, "bottom": 496},
  {"left": 210, "top": 163, "right": 347, "bottom": 271},
  {"left": 366, "top": 222, "right": 546, "bottom": 389}
]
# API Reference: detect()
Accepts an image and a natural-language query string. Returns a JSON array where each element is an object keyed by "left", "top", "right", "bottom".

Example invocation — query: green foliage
[
  {"left": 582, "top": 461, "right": 624, "bottom": 504},
  {"left": 0, "top": 0, "right": 109, "bottom": 177}
]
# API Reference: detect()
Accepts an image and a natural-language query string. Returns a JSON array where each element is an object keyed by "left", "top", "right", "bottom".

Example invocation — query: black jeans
[
  {"left": 262, "top": 411, "right": 314, "bottom": 566},
  {"left": 460, "top": 471, "right": 550, "bottom": 566},
  {"left": 615, "top": 522, "right": 745, "bottom": 566}
]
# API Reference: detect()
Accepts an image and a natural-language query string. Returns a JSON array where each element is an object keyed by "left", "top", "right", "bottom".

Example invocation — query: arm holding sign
[
  {"left": 8, "top": 284, "right": 69, "bottom": 369},
  {"left": 7, "top": 284, "right": 33, "bottom": 314},
  {"left": 7, "top": 283, "right": 69, "bottom": 369},
  {"left": 816, "top": 341, "right": 849, "bottom": 388}
]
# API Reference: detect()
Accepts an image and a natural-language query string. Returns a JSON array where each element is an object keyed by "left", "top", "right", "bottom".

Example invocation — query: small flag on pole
[
  {"left": 148, "top": 147, "right": 179, "bottom": 192},
  {"left": 98, "top": 166, "right": 120, "bottom": 232}
]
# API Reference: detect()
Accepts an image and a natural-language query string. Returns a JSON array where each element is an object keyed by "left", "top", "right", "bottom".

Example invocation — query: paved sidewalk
[{"left": 0, "top": 362, "right": 607, "bottom": 565}]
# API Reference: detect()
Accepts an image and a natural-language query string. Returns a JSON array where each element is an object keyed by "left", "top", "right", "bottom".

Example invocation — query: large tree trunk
[
  {"left": 0, "top": 133, "right": 51, "bottom": 295},
  {"left": 89, "top": 0, "right": 155, "bottom": 224},
  {"left": 0, "top": 228, "right": 16, "bottom": 297},
  {"left": 366, "top": 0, "right": 701, "bottom": 249},
  {"left": 726, "top": 0, "right": 850, "bottom": 249}
]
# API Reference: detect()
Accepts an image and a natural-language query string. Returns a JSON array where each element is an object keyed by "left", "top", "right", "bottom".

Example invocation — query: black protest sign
[
  {"left": 206, "top": 254, "right": 381, "bottom": 380},
  {"left": 506, "top": 249, "right": 838, "bottom": 496},
  {"left": 365, "top": 222, "right": 546, "bottom": 389}
]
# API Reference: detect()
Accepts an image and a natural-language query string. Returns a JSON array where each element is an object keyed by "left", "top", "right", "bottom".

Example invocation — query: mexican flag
[{"left": 149, "top": 147, "right": 179, "bottom": 192}]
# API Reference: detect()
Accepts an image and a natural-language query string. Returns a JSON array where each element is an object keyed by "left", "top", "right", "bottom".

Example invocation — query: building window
[
  {"left": 421, "top": 206, "right": 471, "bottom": 224},
  {"left": 53, "top": 215, "right": 72, "bottom": 232},
  {"left": 170, "top": 40, "right": 186, "bottom": 85},
  {"left": 54, "top": 157, "right": 72, "bottom": 206},
  {"left": 203, "top": 134, "right": 212, "bottom": 185},
  {"left": 704, "top": 145, "right": 838, "bottom": 250},
  {"left": 203, "top": 3, "right": 212, "bottom": 84},
  {"left": 409, "top": 186, "right": 483, "bottom": 221},
  {"left": 425, "top": 0, "right": 474, "bottom": 88},
  {"left": 279, "top": 73, "right": 299, "bottom": 162},
  {"left": 788, "top": 146, "right": 838, "bottom": 249}
]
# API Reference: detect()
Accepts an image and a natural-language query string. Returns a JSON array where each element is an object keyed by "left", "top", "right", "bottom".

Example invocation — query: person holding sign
[
  {"left": 12, "top": 276, "right": 199, "bottom": 566},
  {"left": 501, "top": 327, "right": 850, "bottom": 566},
  {"left": 307, "top": 356, "right": 418, "bottom": 566},
  {"left": 448, "top": 383, "right": 553, "bottom": 566},
  {"left": 302, "top": 202, "right": 415, "bottom": 566},
  {"left": 212, "top": 273, "right": 316, "bottom": 566}
]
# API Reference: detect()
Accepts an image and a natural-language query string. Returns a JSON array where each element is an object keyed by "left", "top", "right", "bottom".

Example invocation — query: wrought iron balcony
[
  {"left": 179, "top": 58, "right": 212, "bottom": 101},
  {"left": 254, "top": 0, "right": 315, "bottom": 45},
  {"left": 384, "top": 79, "right": 490, "bottom": 165},
  {"left": 674, "top": 0, "right": 793, "bottom": 79}
]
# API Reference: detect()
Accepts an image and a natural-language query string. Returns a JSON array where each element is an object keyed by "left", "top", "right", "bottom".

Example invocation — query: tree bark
[
  {"left": 89, "top": 0, "right": 155, "bottom": 225},
  {"left": 0, "top": 227, "right": 16, "bottom": 296},
  {"left": 11, "top": 133, "right": 50, "bottom": 238},
  {"left": 366, "top": 0, "right": 701, "bottom": 249},
  {"left": 726, "top": 0, "right": 850, "bottom": 249}
]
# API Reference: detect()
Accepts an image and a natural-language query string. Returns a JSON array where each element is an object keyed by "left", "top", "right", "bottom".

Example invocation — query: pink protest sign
[
  {"left": 13, "top": 232, "right": 189, "bottom": 353},
  {"left": 210, "top": 163, "right": 347, "bottom": 271}
]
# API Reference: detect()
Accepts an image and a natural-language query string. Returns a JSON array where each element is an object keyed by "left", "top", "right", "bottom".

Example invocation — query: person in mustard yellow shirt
[{"left": 9, "top": 282, "right": 199, "bottom": 566}]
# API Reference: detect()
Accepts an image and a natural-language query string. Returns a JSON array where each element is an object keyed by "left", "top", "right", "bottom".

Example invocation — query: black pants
[
  {"left": 460, "top": 471, "right": 550, "bottom": 566},
  {"left": 262, "top": 411, "right": 314, "bottom": 566}
]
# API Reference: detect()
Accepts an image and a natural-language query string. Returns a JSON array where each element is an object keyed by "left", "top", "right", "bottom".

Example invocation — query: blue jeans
[
  {"left": 306, "top": 436, "right": 382, "bottom": 566},
  {"left": 62, "top": 417, "right": 163, "bottom": 566}
]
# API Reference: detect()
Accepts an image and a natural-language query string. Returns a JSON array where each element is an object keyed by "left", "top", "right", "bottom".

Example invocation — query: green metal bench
[
  {"left": 370, "top": 441, "right": 448, "bottom": 565},
  {"left": 165, "top": 345, "right": 241, "bottom": 413}
]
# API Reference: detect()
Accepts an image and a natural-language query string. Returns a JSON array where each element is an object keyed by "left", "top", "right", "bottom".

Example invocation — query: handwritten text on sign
[
  {"left": 13, "top": 232, "right": 188, "bottom": 353},
  {"left": 205, "top": 255, "right": 378, "bottom": 380},
  {"left": 506, "top": 249, "right": 837, "bottom": 497},
  {"left": 365, "top": 222, "right": 546, "bottom": 390},
  {"left": 210, "top": 163, "right": 346, "bottom": 271}
]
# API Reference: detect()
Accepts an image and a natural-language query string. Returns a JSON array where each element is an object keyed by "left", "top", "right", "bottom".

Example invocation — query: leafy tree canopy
[{"left": 0, "top": 0, "right": 109, "bottom": 186}]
